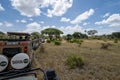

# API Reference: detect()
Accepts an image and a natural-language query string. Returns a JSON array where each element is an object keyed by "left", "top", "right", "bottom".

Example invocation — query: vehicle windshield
[{"left": 0, "top": 32, "right": 30, "bottom": 40}]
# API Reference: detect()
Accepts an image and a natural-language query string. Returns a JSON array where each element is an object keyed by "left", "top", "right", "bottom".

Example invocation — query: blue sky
[{"left": 0, "top": 0, "right": 120, "bottom": 35}]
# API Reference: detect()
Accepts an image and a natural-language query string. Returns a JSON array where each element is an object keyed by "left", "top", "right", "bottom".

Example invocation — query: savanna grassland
[{"left": 33, "top": 40, "right": 120, "bottom": 80}]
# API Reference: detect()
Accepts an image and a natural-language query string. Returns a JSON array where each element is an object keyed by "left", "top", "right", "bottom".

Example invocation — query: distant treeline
[{"left": 0, "top": 28, "right": 120, "bottom": 40}]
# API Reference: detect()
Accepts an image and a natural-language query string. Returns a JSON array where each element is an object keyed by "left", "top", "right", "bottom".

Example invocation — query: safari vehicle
[
  {"left": 0, "top": 32, "right": 58, "bottom": 80},
  {"left": 0, "top": 32, "right": 33, "bottom": 70}
]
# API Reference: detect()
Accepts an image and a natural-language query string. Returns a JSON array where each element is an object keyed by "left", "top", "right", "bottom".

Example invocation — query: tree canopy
[
  {"left": 0, "top": 31, "right": 5, "bottom": 35},
  {"left": 41, "top": 28, "right": 63, "bottom": 35},
  {"left": 0, "top": 31, "right": 6, "bottom": 39},
  {"left": 112, "top": 32, "right": 120, "bottom": 39},
  {"left": 72, "top": 32, "right": 88, "bottom": 39},
  {"left": 87, "top": 30, "right": 98, "bottom": 36},
  {"left": 41, "top": 28, "right": 63, "bottom": 40},
  {"left": 31, "top": 32, "right": 40, "bottom": 39},
  {"left": 72, "top": 32, "right": 81, "bottom": 39}
]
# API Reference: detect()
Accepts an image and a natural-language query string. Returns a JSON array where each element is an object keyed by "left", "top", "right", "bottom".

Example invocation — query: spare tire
[
  {"left": 0, "top": 55, "right": 8, "bottom": 72},
  {"left": 11, "top": 53, "right": 30, "bottom": 69}
]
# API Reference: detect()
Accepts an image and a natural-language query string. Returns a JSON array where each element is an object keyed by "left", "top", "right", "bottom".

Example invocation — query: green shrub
[
  {"left": 65, "top": 54, "right": 84, "bottom": 69},
  {"left": 54, "top": 40, "right": 61, "bottom": 45},
  {"left": 101, "top": 43, "right": 111, "bottom": 49},
  {"left": 76, "top": 39, "right": 84, "bottom": 47},
  {"left": 47, "top": 38, "right": 51, "bottom": 43},
  {"left": 70, "top": 39, "right": 74, "bottom": 43},
  {"left": 40, "top": 44, "right": 45, "bottom": 53},
  {"left": 114, "top": 38, "right": 118, "bottom": 43},
  {"left": 103, "top": 38, "right": 107, "bottom": 42}
]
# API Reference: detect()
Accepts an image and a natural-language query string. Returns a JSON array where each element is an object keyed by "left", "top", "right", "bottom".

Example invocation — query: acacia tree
[
  {"left": 87, "top": 30, "right": 98, "bottom": 36},
  {"left": 112, "top": 32, "right": 120, "bottom": 39},
  {"left": 31, "top": 32, "right": 41, "bottom": 39},
  {"left": 41, "top": 28, "right": 63, "bottom": 40},
  {"left": 72, "top": 32, "right": 88, "bottom": 39},
  {"left": 0, "top": 31, "right": 6, "bottom": 39},
  {"left": 72, "top": 32, "right": 81, "bottom": 39},
  {"left": 66, "top": 34, "right": 72, "bottom": 41}
]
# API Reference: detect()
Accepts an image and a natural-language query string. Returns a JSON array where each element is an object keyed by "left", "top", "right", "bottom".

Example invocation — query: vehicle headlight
[
  {"left": 11, "top": 53, "right": 30, "bottom": 69},
  {"left": 0, "top": 55, "right": 8, "bottom": 72}
]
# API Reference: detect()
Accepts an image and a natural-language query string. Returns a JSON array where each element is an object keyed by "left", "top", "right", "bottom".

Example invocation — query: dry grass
[{"left": 33, "top": 40, "right": 120, "bottom": 80}]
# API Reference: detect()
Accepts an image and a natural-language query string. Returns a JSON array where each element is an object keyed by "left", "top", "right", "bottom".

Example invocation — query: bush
[
  {"left": 101, "top": 43, "right": 111, "bottom": 49},
  {"left": 69, "top": 39, "right": 74, "bottom": 43},
  {"left": 47, "top": 38, "right": 51, "bottom": 43},
  {"left": 76, "top": 39, "right": 84, "bottom": 47},
  {"left": 103, "top": 38, "right": 107, "bottom": 42},
  {"left": 54, "top": 40, "right": 61, "bottom": 45},
  {"left": 40, "top": 44, "right": 45, "bottom": 53},
  {"left": 114, "top": 38, "right": 118, "bottom": 43},
  {"left": 65, "top": 54, "right": 84, "bottom": 69}
]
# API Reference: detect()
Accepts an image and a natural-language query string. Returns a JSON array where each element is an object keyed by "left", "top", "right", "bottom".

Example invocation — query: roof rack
[{"left": 7, "top": 32, "right": 30, "bottom": 36}]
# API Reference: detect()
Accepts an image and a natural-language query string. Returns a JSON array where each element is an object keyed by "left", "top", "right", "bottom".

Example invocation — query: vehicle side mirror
[
  {"left": 46, "top": 69, "right": 59, "bottom": 80},
  {"left": 32, "top": 43, "right": 39, "bottom": 51}
]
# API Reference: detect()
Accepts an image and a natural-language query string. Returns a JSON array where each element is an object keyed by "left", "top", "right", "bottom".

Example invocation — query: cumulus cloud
[
  {"left": 16, "top": 19, "right": 27, "bottom": 23},
  {"left": 71, "top": 9, "right": 94, "bottom": 24},
  {"left": 0, "top": 22, "right": 13, "bottom": 27},
  {"left": 95, "top": 14, "right": 120, "bottom": 27},
  {"left": 29, "top": 18, "right": 33, "bottom": 21},
  {"left": 21, "top": 19, "right": 27, "bottom": 23},
  {"left": 11, "top": 0, "right": 73, "bottom": 17},
  {"left": 4, "top": 22, "right": 13, "bottom": 27},
  {"left": 103, "top": 13, "right": 110, "bottom": 18},
  {"left": 39, "top": 24, "right": 83, "bottom": 34},
  {"left": 0, "top": 4, "right": 5, "bottom": 11},
  {"left": 11, "top": 0, "right": 41, "bottom": 17},
  {"left": 60, "top": 17, "right": 70, "bottom": 22},
  {"left": 40, "top": 21, "right": 44, "bottom": 24},
  {"left": 59, "top": 25, "right": 83, "bottom": 34},
  {"left": 0, "top": 22, "right": 3, "bottom": 26},
  {"left": 83, "top": 22, "right": 88, "bottom": 26},
  {"left": 47, "top": 0, "right": 73, "bottom": 17},
  {"left": 24, "top": 22, "right": 41, "bottom": 33}
]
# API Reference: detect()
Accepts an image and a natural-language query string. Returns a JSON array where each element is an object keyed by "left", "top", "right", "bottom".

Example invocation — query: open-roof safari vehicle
[{"left": 0, "top": 32, "right": 58, "bottom": 80}]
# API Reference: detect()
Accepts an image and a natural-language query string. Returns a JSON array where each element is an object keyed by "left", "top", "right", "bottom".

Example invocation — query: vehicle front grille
[{"left": 3, "top": 48, "right": 21, "bottom": 57}]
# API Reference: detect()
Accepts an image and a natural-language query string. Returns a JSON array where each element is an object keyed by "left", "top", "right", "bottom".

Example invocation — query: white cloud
[
  {"left": 47, "top": 0, "right": 73, "bottom": 17},
  {"left": 71, "top": 9, "right": 94, "bottom": 24},
  {"left": 95, "top": 14, "right": 120, "bottom": 27},
  {"left": 40, "top": 21, "right": 44, "bottom": 24},
  {"left": 0, "top": 4, "right": 5, "bottom": 11},
  {"left": 16, "top": 20, "right": 20, "bottom": 23},
  {"left": 59, "top": 25, "right": 83, "bottom": 34},
  {"left": 4, "top": 22, "right": 13, "bottom": 27},
  {"left": 0, "top": 22, "right": 13, "bottom": 27},
  {"left": 21, "top": 19, "right": 27, "bottom": 23},
  {"left": 103, "top": 13, "right": 110, "bottom": 18},
  {"left": 11, "top": 0, "right": 73, "bottom": 17},
  {"left": 29, "top": 18, "right": 33, "bottom": 21},
  {"left": 83, "top": 22, "right": 88, "bottom": 26},
  {"left": 16, "top": 19, "right": 27, "bottom": 23},
  {"left": 60, "top": 17, "right": 70, "bottom": 22},
  {"left": 24, "top": 22, "right": 41, "bottom": 33},
  {"left": 36, "top": 24, "right": 83, "bottom": 35},
  {"left": 0, "top": 22, "right": 3, "bottom": 26},
  {"left": 11, "top": 0, "right": 41, "bottom": 17}
]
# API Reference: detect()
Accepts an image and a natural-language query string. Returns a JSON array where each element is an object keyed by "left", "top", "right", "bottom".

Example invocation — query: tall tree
[
  {"left": 41, "top": 28, "right": 63, "bottom": 40},
  {"left": 112, "top": 32, "right": 120, "bottom": 39},
  {"left": 66, "top": 34, "right": 72, "bottom": 40},
  {"left": 72, "top": 32, "right": 82, "bottom": 39},
  {"left": 0, "top": 31, "right": 5, "bottom": 39},
  {"left": 87, "top": 30, "right": 98, "bottom": 36},
  {"left": 31, "top": 32, "right": 40, "bottom": 39}
]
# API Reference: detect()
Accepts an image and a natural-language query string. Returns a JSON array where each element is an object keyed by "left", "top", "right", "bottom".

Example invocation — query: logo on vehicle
[
  {"left": 23, "top": 59, "right": 29, "bottom": 63},
  {"left": 12, "top": 58, "right": 29, "bottom": 64},
  {"left": 0, "top": 61, "right": 7, "bottom": 66}
]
